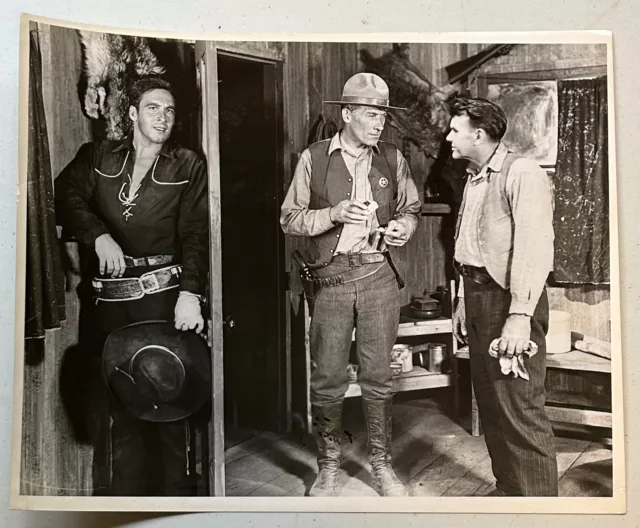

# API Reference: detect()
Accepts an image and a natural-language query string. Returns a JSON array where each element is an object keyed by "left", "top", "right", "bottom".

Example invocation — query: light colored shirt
[
  {"left": 456, "top": 142, "right": 554, "bottom": 316},
  {"left": 454, "top": 160, "right": 493, "bottom": 267},
  {"left": 280, "top": 132, "right": 421, "bottom": 253}
]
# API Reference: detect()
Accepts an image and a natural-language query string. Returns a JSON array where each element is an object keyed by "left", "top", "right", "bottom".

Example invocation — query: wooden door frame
[{"left": 196, "top": 40, "right": 290, "bottom": 496}]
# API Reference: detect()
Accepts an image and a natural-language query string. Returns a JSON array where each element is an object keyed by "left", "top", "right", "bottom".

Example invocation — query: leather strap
[
  {"left": 330, "top": 252, "right": 386, "bottom": 267},
  {"left": 92, "top": 265, "right": 182, "bottom": 301},
  {"left": 124, "top": 254, "right": 175, "bottom": 268},
  {"left": 454, "top": 260, "right": 493, "bottom": 285}
]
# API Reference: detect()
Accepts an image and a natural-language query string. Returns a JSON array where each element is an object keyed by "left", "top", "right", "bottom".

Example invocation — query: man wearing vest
[
  {"left": 280, "top": 73, "right": 421, "bottom": 497},
  {"left": 447, "top": 97, "right": 558, "bottom": 496}
]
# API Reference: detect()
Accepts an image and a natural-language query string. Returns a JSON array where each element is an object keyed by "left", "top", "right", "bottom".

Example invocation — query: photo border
[{"left": 10, "top": 12, "right": 624, "bottom": 514}]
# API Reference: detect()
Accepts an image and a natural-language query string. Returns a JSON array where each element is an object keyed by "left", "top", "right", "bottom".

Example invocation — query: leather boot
[
  {"left": 308, "top": 402, "right": 343, "bottom": 497},
  {"left": 362, "top": 397, "right": 408, "bottom": 497}
]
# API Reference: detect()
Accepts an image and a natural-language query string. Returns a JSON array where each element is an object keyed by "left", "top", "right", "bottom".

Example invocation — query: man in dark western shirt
[{"left": 55, "top": 75, "right": 209, "bottom": 496}]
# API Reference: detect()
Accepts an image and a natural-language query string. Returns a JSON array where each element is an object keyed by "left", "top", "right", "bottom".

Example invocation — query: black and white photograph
[{"left": 11, "top": 14, "right": 623, "bottom": 513}]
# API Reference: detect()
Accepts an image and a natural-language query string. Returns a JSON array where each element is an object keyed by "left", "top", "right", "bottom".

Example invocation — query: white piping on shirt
[{"left": 94, "top": 151, "right": 130, "bottom": 178}]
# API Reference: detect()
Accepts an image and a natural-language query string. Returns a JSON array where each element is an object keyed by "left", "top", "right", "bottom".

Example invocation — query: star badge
[{"left": 378, "top": 177, "right": 389, "bottom": 188}]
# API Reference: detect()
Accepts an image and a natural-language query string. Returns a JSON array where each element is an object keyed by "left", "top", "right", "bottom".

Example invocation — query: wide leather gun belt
[
  {"left": 329, "top": 252, "right": 386, "bottom": 267},
  {"left": 92, "top": 265, "right": 182, "bottom": 301}
]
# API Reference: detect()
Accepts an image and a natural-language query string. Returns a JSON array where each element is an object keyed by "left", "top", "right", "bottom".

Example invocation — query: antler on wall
[{"left": 78, "top": 30, "right": 165, "bottom": 140}]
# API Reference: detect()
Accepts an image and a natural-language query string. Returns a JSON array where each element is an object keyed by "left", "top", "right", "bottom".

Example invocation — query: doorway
[{"left": 216, "top": 53, "right": 288, "bottom": 436}]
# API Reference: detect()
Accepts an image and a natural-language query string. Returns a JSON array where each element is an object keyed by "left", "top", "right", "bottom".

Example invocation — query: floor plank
[
  {"left": 559, "top": 442, "right": 613, "bottom": 497},
  {"left": 226, "top": 396, "right": 614, "bottom": 498}
]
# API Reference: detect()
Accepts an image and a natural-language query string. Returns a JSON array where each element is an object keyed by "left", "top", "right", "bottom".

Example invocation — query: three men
[
  {"left": 447, "top": 97, "right": 558, "bottom": 496},
  {"left": 280, "top": 73, "right": 422, "bottom": 497},
  {"left": 55, "top": 75, "right": 209, "bottom": 496}
]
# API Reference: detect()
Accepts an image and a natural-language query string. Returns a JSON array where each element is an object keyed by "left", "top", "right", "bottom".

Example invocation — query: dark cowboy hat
[
  {"left": 323, "top": 72, "right": 406, "bottom": 110},
  {"left": 102, "top": 320, "right": 211, "bottom": 422}
]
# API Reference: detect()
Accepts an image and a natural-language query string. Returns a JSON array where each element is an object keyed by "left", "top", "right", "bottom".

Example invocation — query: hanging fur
[
  {"left": 78, "top": 30, "right": 165, "bottom": 140},
  {"left": 359, "top": 44, "right": 456, "bottom": 159}
]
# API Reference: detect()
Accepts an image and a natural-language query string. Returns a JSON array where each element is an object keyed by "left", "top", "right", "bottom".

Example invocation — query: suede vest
[
  {"left": 305, "top": 139, "right": 406, "bottom": 286},
  {"left": 454, "top": 151, "right": 521, "bottom": 289}
]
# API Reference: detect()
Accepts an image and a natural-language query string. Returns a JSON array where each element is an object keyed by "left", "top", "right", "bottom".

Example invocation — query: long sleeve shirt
[
  {"left": 54, "top": 135, "right": 209, "bottom": 295},
  {"left": 280, "top": 132, "right": 421, "bottom": 251},
  {"left": 456, "top": 142, "right": 554, "bottom": 316}
]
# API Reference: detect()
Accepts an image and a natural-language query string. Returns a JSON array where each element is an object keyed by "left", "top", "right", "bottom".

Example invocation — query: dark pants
[
  {"left": 309, "top": 260, "right": 400, "bottom": 405},
  {"left": 93, "top": 281, "right": 193, "bottom": 496},
  {"left": 464, "top": 276, "right": 558, "bottom": 496}
]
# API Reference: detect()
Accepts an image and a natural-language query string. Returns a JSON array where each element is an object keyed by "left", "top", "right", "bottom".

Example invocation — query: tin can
[{"left": 428, "top": 343, "right": 448, "bottom": 373}]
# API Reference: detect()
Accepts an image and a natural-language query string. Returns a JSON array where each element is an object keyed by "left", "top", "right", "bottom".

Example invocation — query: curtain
[
  {"left": 552, "top": 76, "right": 609, "bottom": 284},
  {"left": 25, "top": 26, "right": 66, "bottom": 339}
]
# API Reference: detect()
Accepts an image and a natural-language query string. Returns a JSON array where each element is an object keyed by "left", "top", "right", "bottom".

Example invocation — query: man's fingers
[
  {"left": 105, "top": 258, "right": 114, "bottom": 275},
  {"left": 111, "top": 257, "right": 121, "bottom": 278},
  {"left": 99, "top": 256, "right": 106, "bottom": 275},
  {"left": 505, "top": 339, "right": 516, "bottom": 358},
  {"left": 117, "top": 254, "right": 126, "bottom": 277},
  {"left": 195, "top": 318, "right": 204, "bottom": 334},
  {"left": 514, "top": 340, "right": 525, "bottom": 358},
  {"left": 498, "top": 338, "right": 508, "bottom": 356}
]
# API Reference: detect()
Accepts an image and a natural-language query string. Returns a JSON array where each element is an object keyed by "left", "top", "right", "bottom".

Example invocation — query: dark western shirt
[{"left": 54, "top": 135, "right": 209, "bottom": 295}]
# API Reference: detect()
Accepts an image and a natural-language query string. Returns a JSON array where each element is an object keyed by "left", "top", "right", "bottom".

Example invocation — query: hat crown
[
  {"left": 131, "top": 347, "right": 185, "bottom": 404},
  {"left": 342, "top": 73, "right": 390, "bottom": 101}
]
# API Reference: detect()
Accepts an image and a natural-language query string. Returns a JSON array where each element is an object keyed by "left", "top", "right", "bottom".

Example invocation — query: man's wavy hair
[
  {"left": 448, "top": 97, "right": 508, "bottom": 141},
  {"left": 128, "top": 75, "right": 174, "bottom": 110}
]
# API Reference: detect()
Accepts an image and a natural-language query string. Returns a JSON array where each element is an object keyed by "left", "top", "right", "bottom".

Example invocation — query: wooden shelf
[
  {"left": 398, "top": 317, "right": 453, "bottom": 337},
  {"left": 455, "top": 347, "right": 611, "bottom": 374},
  {"left": 345, "top": 367, "right": 452, "bottom": 398},
  {"left": 421, "top": 203, "right": 452, "bottom": 215},
  {"left": 454, "top": 346, "right": 612, "bottom": 433}
]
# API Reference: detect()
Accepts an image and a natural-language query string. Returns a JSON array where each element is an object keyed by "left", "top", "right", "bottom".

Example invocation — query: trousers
[
  {"left": 92, "top": 275, "right": 193, "bottom": 496},
  {"left": 309, "top": 259, "right": 400, "bottom": 405},
  {"left": 464, "top": 275, "right": 558, "bottom": 496}
]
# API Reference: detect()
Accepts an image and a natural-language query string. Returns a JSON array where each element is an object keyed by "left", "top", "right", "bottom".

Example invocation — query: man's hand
[
  {"left": 453, "top": 296, "right": 468, "bottom": 344},
  {"left": 383, "top": 219, "right": 408, "bottom": 246},
  {"left": 174, "top": 291, "right": 205, "bottom": 334},
  {"left": 329, "top": 200, "right": 369, "bottom": 224},
  {"left": 497, "top": 314, "right": 532, "bottom": 358},
  {"left": 95, "top": 233, "right": 126, "bottom": 277}
]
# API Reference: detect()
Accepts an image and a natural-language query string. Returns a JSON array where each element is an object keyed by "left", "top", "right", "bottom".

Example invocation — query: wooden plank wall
[
  {"left": 470, "top": 43, "right": 611, "bottom": 341},
  {"left": 21, "top": 22, "right": 94, "bottom": 496}
]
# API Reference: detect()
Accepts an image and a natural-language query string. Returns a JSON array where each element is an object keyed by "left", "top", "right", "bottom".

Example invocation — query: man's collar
[
  {"left": 328, "top": 131, "right": 381, "bottom": 156},
  {"left": 111, "top": 133, "right": 178, "bottom": 159},
  {"left": 466, "top": 142, "right": 509, "bottom": 179}
]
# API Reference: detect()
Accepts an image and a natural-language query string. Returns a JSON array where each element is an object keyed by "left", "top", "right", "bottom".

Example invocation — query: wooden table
[{"left": 454, "top": 347, "right": 612, "bottom": 436}]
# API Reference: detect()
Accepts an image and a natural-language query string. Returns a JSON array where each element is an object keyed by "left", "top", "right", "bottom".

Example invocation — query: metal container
[{"left": 428, "top": 343, "right": 449, "bottom": 373}]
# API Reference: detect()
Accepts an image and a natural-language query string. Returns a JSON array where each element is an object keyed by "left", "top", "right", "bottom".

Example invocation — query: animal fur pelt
[
  {"left": 359, "top": 43, "right": 456, "bottom": 159},
  {"left": 78, "top": 30, "right": 165, "bottom": 140}
]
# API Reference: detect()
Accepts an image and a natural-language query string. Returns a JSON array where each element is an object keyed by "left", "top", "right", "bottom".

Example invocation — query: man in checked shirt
[
  {"left": 55, "top": 75, "right": 208, "bottom": 496},
  {"left": 447, "top": 97, "right": 558, "bottom": 496},
  {"left": 281, "top": 73, "right": 421, "bottom": 497}
]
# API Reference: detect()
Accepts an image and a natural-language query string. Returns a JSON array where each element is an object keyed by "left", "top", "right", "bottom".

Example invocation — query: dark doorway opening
[{"left": 217, "top": 53, "right": 287, "bottom": 436}]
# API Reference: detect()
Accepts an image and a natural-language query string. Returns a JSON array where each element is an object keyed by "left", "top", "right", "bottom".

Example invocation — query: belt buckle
[
  {"left": 140, "top": 273, "right": 160, "bottom": 294},
  {"left": 347, "top": 254, "right": 361, "bottom": 267}
]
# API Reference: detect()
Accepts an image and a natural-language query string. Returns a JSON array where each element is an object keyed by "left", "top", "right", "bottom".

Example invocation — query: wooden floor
[{"left": 223, "top": 391, "right": 613, "bottom": 497}]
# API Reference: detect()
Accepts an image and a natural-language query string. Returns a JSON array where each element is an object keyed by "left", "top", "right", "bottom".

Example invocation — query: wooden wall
[
  {"left": 470, "top": 43, "right": 611, "bottom": 341},
  {"left": 21, "top": 23, "right": 94, "bottom": 496}
]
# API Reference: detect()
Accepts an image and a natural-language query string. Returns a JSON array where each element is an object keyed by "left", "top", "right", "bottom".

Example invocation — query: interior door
[{"left": 195, "top": 40, "right": 290, "bottom": 496}]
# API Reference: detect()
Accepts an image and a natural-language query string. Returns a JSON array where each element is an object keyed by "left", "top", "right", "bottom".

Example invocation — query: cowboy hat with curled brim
[
  {"left": 323, "top": 72, "right": 407, "bottom": 110},
  {"left": 102, "top": 320, "right": 211, "bottom": 423}
]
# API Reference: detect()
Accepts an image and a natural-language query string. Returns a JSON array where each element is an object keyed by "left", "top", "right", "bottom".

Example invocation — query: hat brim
[
  {"left": 323, "top": 100, "right": 407, "bottom": 111},
  {"left": 103, "top": 320, "right": 211, "bottom": 422}
]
